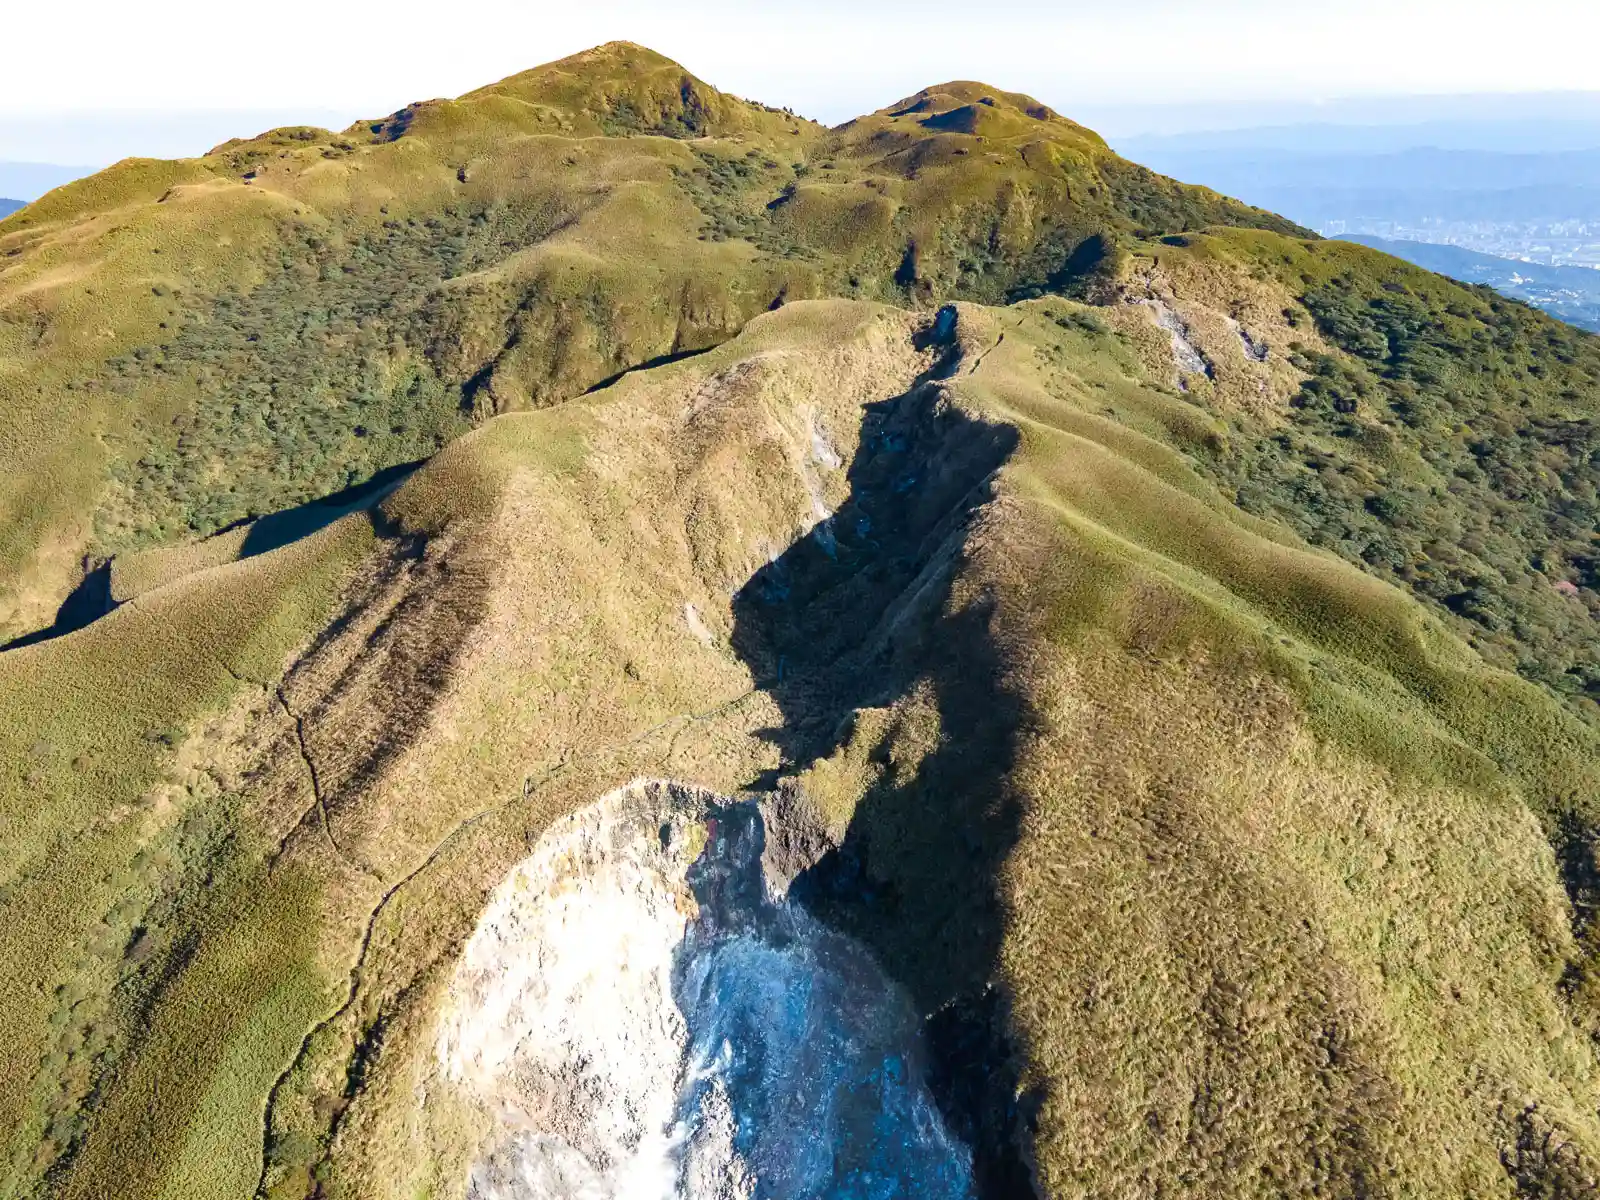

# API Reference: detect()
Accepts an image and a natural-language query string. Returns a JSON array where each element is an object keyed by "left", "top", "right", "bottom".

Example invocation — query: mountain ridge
[
  {"left": 0, "top": 41, "right": 1302, "bottom": 642},
  {"left": 0, "top": 42, "right": 1597, "bottom": 1200}
]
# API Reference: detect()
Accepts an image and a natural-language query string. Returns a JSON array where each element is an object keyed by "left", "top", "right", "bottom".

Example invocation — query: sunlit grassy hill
[
  {"left": 0, "top": 41, "right": 1598, "bottom": 1200},
  {"left": 0, "top": 41, "right": 1298, "bottom": 641}
]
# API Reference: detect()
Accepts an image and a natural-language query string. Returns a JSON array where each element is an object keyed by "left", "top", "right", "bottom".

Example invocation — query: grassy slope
[
  {"left": 0, "top": 40, "right": 1597, "bottom": 1200},
  {"left": 961, "top": 302, "right": 1600, "bottom": 1194},
  {"left": 1120, "top": 230, "right": 1598, "bottom": 722},
  {"left": 2, "top": 297, "right": 1592, "bottom": 1197},
  {"left": 0, "top": 514, "right": 375, "bottom": 1197},
  {"left": 0, "top": 42, "right": 1298, "bottom": 641}
]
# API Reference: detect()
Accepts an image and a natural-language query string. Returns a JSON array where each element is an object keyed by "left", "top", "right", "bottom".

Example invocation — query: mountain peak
[
  {"left": 7, "top": 34, "right": 1600, "bottom": 1200},
  {"left": 876, "top": 81, "right": 1107, "bottom": 148},
  {"left": 459, "top": 40, "right": 795, "bottom": 140},
  {"left": 886, "top": 81, "right": 1059, "bottom": 121},
  {"left": 569, "top": 40, "right": 685, "bottom": 68}
]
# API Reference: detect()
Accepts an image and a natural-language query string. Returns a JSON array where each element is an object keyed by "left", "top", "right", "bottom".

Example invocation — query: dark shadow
[
  {"left": 728, "top": 309, "right": 1041, "bottom": 1196},
  {"left": 1, "top": 460, "right": 422, "bottom": 655},
  {"left": 1, "top": 561, "right": 113, "bottom": 651},
  {"left": 458, "top": 360, "right": 497, "bottom": 416},
  {"left": 582, "top": 342, "right": 722, "bottom": 395},
  {"left": 237, "top": 457, "right": 422, "bottom": 559},
  {"left": 1042, "top": 231, "right": 1119, "bottom": 298}
]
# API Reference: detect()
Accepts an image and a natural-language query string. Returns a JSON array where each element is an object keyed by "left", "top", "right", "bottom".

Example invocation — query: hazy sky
[{"left": 4, "top": 0, "right": 1600, "bottom": 161}]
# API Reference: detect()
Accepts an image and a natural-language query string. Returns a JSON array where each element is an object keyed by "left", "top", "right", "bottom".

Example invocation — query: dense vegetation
[
  {"left": 92, "top": 204, "right": 581, "bottom": 550},
  {"left": 1187, "top": 250, "right": 1599, "bottom": 716},
  {"left": 0, "top": 58, "right": 1304, "bottom": 583},
  {"left": 2, "top": 41, "right": 1600, "bottom": 1200}
]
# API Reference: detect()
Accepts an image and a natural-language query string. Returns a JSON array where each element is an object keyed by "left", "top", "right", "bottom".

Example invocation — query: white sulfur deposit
[
  {"left": 439, "top": 782, "right": 702, "bottom": 1198},
  {"left": 437, "top": 779, "right": 974, "bottom": 1200},
  {"left": 1137, "top": 298, "right": 1210, "bottom": 384}
]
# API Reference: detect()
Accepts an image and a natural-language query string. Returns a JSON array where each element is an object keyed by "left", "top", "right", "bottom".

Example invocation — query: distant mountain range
[
  {"left": 1343, "top": 234, "right": 1600, "bottom": 331},
  {"left": 1118, "top": 145, "right": 1600, "bottom": 224},
  {"left": 1120, "top": 128, "right": 1600, "bottom": 321},
  {"left": 2, "top": 50, "right": 1599, "bottom": 1200},
  {"left": 0, "top": 198, "right": 22, "bottom": 219},
  {"left": 1113, "top": 113, "right": 1600, "bottom": 155}
]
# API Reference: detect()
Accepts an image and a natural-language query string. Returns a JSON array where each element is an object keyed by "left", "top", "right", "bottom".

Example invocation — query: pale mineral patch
[
  {"left": 1137, "top": 297, "right": 1210, "bottom": 385},
  {"left": 438, "top": 779, "right": 974, "bottom": 1199},
  {"left": 684, "top": 603, "right": 716, "bottom": 646}
]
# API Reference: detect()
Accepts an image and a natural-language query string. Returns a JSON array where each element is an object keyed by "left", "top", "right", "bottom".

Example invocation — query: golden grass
[
  {"left": 0, "top": 292, "right": 1594, "bottom": 1196},
  {"left": 1, "top": 40, "right": 1597, "bottom": 1200},
  {"left": 0, "top": 513, "right": 372, "bottom": 1196},
  {"left": 0, "top": 41, "right": 1301, "bottom": 642},
  {"left": 241, "top": 301, "right": 1600, "bottom": 1195}
]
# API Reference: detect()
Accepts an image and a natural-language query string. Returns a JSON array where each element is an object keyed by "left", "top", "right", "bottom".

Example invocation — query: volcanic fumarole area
[{"left": 437, "top": 780, "right": 978, "bottom": 1199}]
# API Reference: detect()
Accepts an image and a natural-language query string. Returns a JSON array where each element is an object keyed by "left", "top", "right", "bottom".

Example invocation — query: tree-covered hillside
[
  {"left": 0, "top": 43, "right": 1298, "bottom": 640},
  {"left": 0, "top": 42, "right": 1598, "bottom": 1200}
]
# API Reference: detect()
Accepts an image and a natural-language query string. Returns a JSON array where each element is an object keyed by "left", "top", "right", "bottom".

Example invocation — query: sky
[{"left": 3, "top": 0, "right": 1600, "bottom": 165}]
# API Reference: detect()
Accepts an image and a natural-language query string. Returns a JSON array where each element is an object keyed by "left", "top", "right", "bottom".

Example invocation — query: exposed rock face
[
  {"left": 1137, "top": 297, "right": 1211, "bottom": 384},
  {"left": 438, "top": 779, "right": 974, "bottom": 1199}
]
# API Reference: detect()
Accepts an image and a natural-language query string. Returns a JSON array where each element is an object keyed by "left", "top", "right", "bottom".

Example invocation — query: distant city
[
  {"left": 1118, "top": 125, "right": 1600, "bottom": 333},
  {"left": 1315, "top": 215, "right": 1600, "bottom": 333},
  {"left": 1316, "top": 218, "right": 1600, "bottom": 270}
]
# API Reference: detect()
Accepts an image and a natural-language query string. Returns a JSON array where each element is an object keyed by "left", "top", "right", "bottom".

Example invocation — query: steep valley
[{"left": 0, "top": 41, "right": 1598, "bottom": 1200}]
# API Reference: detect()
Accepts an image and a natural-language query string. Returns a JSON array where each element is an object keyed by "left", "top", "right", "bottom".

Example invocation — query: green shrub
[{"left": 1194, "top": 272, "right": 1600, "bottom": 716}]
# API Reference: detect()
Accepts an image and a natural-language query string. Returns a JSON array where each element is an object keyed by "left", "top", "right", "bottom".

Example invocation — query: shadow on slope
[
  {"left": 1, "top": 460, "right": 420, "bottom": 653},
  {"left": 729, "top": 315, "right": 1038, "bottom": 1196},
  {"left": 0, "top": 562, "right": 113, "bottom": 651},
  {"left": 235, "top": 457, "right": 419, "bottom": 560}
]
